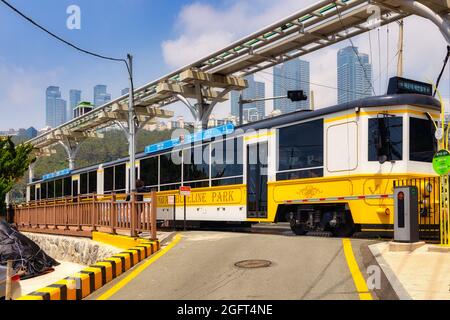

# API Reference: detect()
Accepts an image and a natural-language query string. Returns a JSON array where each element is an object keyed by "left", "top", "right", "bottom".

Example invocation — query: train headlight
[{"left": 425, "top": 183, "right": 433, "bottom": 194}]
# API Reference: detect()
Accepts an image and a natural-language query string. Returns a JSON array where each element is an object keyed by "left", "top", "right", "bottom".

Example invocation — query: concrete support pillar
[
  {"left": 59, "top": 140, "right": 81, "bottom": 171},
  {"left": 28, "top": 162, "right": 35, "bottom": 183}
]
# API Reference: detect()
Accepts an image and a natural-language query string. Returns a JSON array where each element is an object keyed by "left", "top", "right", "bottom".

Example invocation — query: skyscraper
[
  {"left": 337, "top": 46, "right": 373, "bottom": 104},
  {"left": 273, "top": 59, "right": 310, "bottom": 114},
  {"left": 93, "top": 85, "right": 111, "bottom": 107},
  {"left": 231, "top": 74, "right": 266, "bottom": 122},
  {"left": 121, "top": 88, "right": 130, "bottom": 96},
  {"left": 69, "top": 89, "right": 82, "bottom": 121},
  {"left": 45, "top": 86, "right": 67, "bottom": 128}
]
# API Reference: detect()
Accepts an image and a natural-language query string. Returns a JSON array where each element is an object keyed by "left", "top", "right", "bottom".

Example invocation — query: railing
[{"left": 13, "top": 192, "right": 158, "bottom": 240}]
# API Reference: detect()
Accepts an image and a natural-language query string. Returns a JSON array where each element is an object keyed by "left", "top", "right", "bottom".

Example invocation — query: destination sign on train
[
  {"left": 144, "top": 123, "right": 235, "bottom": 154},
  {"left": 387, "top": 77, "right": 433, "bottom": 96}
]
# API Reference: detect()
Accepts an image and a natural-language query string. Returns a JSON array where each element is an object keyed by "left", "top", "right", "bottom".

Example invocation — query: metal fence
[
  {"left": 13, "top": 192, "right": 158, "bottom": 239},
  {"left": 394, "top": 177, "right": 440, "bottom": 241}
]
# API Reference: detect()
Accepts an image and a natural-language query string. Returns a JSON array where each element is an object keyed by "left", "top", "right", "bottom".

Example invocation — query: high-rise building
[
  {"left": 337, "top": 46, "right": 373, "bottom": 104},
  {"left": 69, "top": 89, "right": 82, "bottom": 121},
  {"left": 231, "top": 74, "right": 266, "bottom": 122},
  {"left": 121, "top": 88, "right": 130, "bottom": 96},
  {"left": 273, "top": 59, "right": 310, "bottom": 114},
  {"left": 93, "top": 85, "right": 111, "bottom": 107},
  {"left": 45, "top": 86, "right": 67, "bottom": 128}
]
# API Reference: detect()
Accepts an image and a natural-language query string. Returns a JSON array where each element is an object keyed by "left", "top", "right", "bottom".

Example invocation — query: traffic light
[{"left": 287, "top": 90, "right": 308, "bottom": 102}]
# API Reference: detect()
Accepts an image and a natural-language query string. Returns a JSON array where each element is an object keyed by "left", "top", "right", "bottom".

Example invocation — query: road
[{"left": 87, "top": 230, "right": 396, "bottom": 300}]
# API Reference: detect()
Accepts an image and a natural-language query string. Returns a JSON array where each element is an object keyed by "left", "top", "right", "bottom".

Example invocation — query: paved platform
[
  {"left": 369, "top": 242, "right": 450, "bottom": 300},
  {"left": 87, "top": 231, "right": 380, "bottom": 300}
]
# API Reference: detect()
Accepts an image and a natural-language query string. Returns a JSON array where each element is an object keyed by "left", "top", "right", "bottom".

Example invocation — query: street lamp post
[{"left": 127, "top": 54, "right": 136, "bottom": 194}]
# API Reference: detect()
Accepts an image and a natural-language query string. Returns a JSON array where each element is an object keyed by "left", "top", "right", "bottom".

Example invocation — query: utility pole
[
  {"left": 127, "top": 54, "right": 137, "bottom": 194},
  {"left": 397, "top": 20, "right": 404, "bottom": 77},
  {"left": 238, "top": 92, "right": 244, "bottom": 126}
]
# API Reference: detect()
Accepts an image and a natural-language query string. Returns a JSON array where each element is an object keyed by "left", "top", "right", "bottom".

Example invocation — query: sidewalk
[{"left": 369, "top": 242, "right": 450, "bottom": 300}]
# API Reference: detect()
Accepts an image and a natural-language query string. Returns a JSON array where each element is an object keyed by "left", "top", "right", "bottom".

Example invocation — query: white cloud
[
  {"left": 0, "top": 61, "right": 62, "bottom": 130},
  {"left": 162, "top": 0, "right": 313, "bottom": 69}
]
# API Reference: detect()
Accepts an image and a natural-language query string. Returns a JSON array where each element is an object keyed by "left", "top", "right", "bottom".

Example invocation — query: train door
[{"left": 247, "top": 142, "right": 268, "bottom": 218}]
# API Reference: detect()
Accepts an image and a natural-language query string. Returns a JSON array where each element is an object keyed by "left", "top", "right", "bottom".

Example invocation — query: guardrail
[{"left": 13, "top": 192, "right": 158, "bottom": 240}]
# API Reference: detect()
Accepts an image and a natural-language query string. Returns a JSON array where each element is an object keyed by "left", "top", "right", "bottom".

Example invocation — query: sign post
[
  {"left": 168, "top": 195, "right": 176, "bottom": 231},
  {"left": 179, "top": 186, "right": 191, "bottom": 231}
]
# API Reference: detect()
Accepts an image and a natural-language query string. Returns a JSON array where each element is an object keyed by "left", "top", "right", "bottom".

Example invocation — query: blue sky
[
  {"left": 0, "top": 0, "right": 449, "bottom": 130},
  {"left": 0, "top": 0, "right": 189, "bottom": 129}
]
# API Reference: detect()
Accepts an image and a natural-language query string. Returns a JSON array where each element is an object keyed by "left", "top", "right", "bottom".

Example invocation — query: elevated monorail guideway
[{"left": 26, "top": 0, "right": 449, "bottom": 186}]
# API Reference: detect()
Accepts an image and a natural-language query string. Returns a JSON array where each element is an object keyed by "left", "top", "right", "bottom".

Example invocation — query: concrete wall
[{"left": 23, "top": 232, "right": 121, "bottom": 266}]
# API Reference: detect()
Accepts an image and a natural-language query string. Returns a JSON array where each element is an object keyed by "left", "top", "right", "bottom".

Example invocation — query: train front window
[
  {"left": 368, "top": 116, "right": 403, "bottom": 162},
  {"left": 410, "top": 117, "right": 436, "bottom": 162},
  {"left": 277, "top": 119, "right": 324, "bottom": 180}
]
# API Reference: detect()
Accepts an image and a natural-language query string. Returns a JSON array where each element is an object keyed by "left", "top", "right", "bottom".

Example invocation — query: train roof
[{"left": 31, "top": 93, "right": 441, "bottom": 183}]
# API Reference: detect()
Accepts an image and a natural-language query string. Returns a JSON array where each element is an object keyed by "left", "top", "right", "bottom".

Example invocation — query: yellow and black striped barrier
[{"left": 17, "top": 240, "right": 160, "bottom": 300}]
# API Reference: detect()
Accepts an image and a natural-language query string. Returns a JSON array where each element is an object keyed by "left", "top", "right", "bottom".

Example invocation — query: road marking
[
  {"left": 342, "top": 238, "right": 373, "bottom": 300},
  {"left": 96, "top": 234, "right": 183, "bottom": 300}
]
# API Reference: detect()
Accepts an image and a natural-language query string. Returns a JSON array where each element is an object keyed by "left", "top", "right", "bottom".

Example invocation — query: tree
[{"left": 0, "top": 137, "right": 35, "bottom": 215}]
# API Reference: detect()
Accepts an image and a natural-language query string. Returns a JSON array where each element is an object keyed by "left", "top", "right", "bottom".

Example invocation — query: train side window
[
  {"left": 160, "top": 151, "right": 182, "bottom": 185},
  {"left": 278, "top": 119, "right": 324, "bottom": 171},
  {"left": 114, "top": 164, "right": 126, "bottom": 192},
  {"left": 410, "top": 117, "right": 436, "bottom": 162},
  {"left": 55, "top": 179, "right": 63, "bottom": 198},
  {"left": 30, "top": 185, "right": 35, "bottom": 201},
  {"left": 183, "top": 144, "right": 210, "bottom": 183},
  {"left": 80, "top": 173, "right": 88, "bottom": 194},
  {"left": 140, "top": 157, "right": 158, "bottom": 187},
  {"left": 41, "top": 182, "right": 48, "bottom": 199},
  {"left": 104, "top": 167, "right": 114, "bottom": 193},
  {"left": 63, "top": 177, "right": 71, "bottom": 197},
  {"left": 47, "top": 181, "right": 54, "bottom": 199},
  {"left": 368, "top": 116, "right": 403, "bottom": 162},
  {"left": 89, "top": 171, "right": 97, "bottom": 194},
  {"left": 211, "top": 138, "right": 243, "bottom": 182}
]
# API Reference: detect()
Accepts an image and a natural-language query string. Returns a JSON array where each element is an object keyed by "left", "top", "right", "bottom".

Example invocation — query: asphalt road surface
[{"left": 87, "top": 231, "right": 395, "bottom": 300}]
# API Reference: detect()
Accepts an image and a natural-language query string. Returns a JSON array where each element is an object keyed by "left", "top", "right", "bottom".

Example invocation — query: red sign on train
[{"left": 179, "top": 186, "right": 191, "bottom": 196}]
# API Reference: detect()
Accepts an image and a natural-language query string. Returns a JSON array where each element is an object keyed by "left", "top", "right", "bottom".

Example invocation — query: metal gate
[{"left": 393, "top": 177, "right": 440, "bottom": 241}]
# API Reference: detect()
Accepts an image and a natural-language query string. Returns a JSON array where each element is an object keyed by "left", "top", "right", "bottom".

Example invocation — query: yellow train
[{"left": 27, "top": 78, "right": 441, "bottom": 237}]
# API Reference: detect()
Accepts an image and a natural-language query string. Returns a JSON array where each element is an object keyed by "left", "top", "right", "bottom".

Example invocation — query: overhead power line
[{"left": 0, "top": 0, "right": 130, "bottom": 73}]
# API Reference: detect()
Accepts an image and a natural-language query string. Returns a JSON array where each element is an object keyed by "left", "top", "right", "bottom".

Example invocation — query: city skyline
[
  {"left": 93, "top": 84, "right": 111, "bottom": 108},
  {"left": 0, "top": 1, "right": 448, "bottom": 130},
  {"left": 273, "top": 59, "right": 310, "bottom": 114},
  {"left": 45, "top": 86, "right": 66, "bottom": 128},
  {"left": 230, "top": 74, "right": 266, "bottom": 122},
  {"left": 337, "top": 46, "right": 373, "bottom": 104}
]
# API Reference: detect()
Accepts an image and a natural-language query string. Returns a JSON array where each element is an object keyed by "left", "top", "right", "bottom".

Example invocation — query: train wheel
[
  {"left": 331, "top": 211, "right": 355, "bottom": 237},
  {"left": 290, "top": 219, "right": 307, "bottom": 236}
]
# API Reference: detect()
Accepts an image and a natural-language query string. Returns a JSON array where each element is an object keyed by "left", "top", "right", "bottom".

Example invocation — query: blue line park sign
[{"left": 432, "top": 150, "right": 450, "bottom": 175}]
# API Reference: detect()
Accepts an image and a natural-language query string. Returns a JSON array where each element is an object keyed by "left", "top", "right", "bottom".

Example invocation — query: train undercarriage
[{"left": 278, "top": 204, "right": 357, "bottom": 237}]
